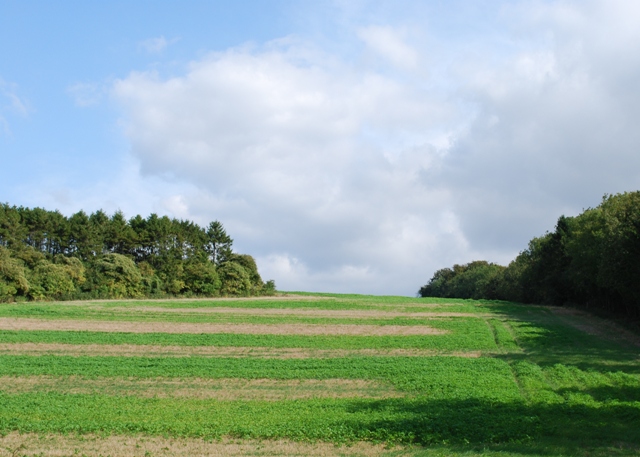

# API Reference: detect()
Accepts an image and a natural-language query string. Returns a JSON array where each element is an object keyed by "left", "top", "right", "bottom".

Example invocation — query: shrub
[
  {"left": 0, "top": 246, "right": 30, "bottom": 300},
  {"left": 87, "top": 253, "right": 144, "bottom": 298},
  {"left": 218, "top": 261, "right": 251, "bottom": 296}
]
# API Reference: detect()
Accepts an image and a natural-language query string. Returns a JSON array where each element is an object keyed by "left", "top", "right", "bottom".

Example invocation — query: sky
[{"left": 1, "top": 0, "right": 640, "bottom": 296}]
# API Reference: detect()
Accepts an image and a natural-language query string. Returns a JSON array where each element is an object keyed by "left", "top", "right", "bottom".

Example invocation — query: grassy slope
[{"left": 0, "top": 293, "right": 638, "bottom": 456}]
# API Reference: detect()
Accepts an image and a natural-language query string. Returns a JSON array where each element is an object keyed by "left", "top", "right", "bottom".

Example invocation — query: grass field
[{"left": 0, "top": 293, "right": 639, "bottom": 456}]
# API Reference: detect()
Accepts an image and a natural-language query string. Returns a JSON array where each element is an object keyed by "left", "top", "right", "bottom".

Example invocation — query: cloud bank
[{"left": 110, "top": 1, "right": 640, "bottom": 295}]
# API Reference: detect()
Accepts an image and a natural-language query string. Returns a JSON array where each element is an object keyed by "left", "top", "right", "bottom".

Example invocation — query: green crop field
[{"left": 0, "top": 294, "right": 639, "bottom": 456}]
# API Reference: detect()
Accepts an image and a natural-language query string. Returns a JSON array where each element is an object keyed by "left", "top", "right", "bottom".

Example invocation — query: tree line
[
  {"left": 419, "top": 191, "right": 640, "bottom": 319},
  {"left": 0, "top": 203, "right": 275, "bottom": 301}
]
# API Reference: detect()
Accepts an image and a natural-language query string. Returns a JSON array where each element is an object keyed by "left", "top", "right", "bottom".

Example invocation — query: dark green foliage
[
  {"left": 0, "top": 203, "right": 275, "bottom": 301},
  {"left": 85, "top": 253, "right": 144, "bottom": 299},
  {"left": 182, "top": 259, "right": 221, "bottom": 295},
  {"left": 229, "top": 254, "right": 265, "bottom": 294},
  {"left": 419, "top": 261, "right": 505, "bottom": 300},
  {"left": 218, "top": 261, "right": 252, "bottom": 296},
  {"left": 420, "top": 191, "right": 640, "bottom": 319},
  {"left": 206, "top": 220, "right": 233, "bottom": 265},
  {"left": 0, "top": 246, "right": 29, "bottom": 299},
  {"left": 28, "top": 255, "right": 86, "bottom": 300}
]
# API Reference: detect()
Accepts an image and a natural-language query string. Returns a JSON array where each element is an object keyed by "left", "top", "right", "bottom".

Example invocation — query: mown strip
[
  {"left": 0, "top": 305, "right": 486, "bottom": 325},
  {"left": 109, "top": 306, "right": 487, "bottom": 318},
  {"left": 0, "top": 319, "right": 447, "bottom": 336},
  {"left": 0, "top": 298, "right": 487, "bottom": 314},
  {"left": 0, "top": 376, "right": 402, "bottom": 400},
  {"left": 1, "top": 362, "right": 638, "bottom": 445},
  {"left": 0, "top": 343, "right": 484, "bottom": 358},
  {"left": 0, "top": 355, "right": 521, "bottom": 399},
  {"left": 0, "top": 318, "right": 497, "bottom": 350},
  {"left": 0, "top": 432, "right": 398, "bottom": 457}
]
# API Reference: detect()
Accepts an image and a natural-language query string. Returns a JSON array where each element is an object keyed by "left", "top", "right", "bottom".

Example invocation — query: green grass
[
  {"left": 0, "top": 294, "right": 488, "bottom": 312},
  {"left": 0, "top": 307, "right": 482, "bottom": 326},
  {"left": 0, "top": 316, "right": 499, "bottom": 351},
  {"left": 0, "top": 303, "right": 486, "bottom": 321},
  {"left": 0, "top": 355, "right": 521, "bottom": 398},
  {"left": 0, "top": 388, "right": 638, "bottom": 446},
  {"left": 0, "top": 393, "right": 539, "bottom": 444},
  {"left": 0, "top": 292, "right": 639, "bottom": 456}
]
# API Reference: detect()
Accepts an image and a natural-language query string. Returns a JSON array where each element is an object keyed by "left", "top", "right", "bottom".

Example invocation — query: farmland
[{"left": 0, "top": 294, "right": 639, "bottom": 456}]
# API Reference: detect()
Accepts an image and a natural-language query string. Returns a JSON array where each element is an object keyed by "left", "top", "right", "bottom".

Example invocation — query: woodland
[
  {"left": 0, "top": 204, "right": 274, "bottom": 301},
  {"left": 419, "top": 191, "right": 640, "bottom": 320}
]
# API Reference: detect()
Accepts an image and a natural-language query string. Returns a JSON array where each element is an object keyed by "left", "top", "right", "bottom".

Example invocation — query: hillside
[{"left": 0, "top": 293, "right": 638, "bottom": 456}]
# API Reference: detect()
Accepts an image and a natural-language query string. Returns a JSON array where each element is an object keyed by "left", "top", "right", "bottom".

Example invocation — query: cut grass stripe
[
  {"left": 0, "top": 299, "right": 485, "bottom": 314},
  {"left": 0, "top": 319, "right": 448, "bottom": 336},
  {"left": 0, "top": 376, "right": 402, "bottom": 400},
  {"left": 0, "top": 319, "right": 497, "bottom": 350},
  {"left": 0, "top": 343, "right": 485, "bottom": 359},
  {"left": 0, "top": 432, "right": 398, "bottom": 457},
  {"left": 0, "top": 306, "right": 485, "bottom": 325},
  {"left": 0, "top": 355, "right": 521, "bottom": 399}
]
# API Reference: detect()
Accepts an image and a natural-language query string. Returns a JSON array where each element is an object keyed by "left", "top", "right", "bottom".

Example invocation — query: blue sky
[{"left": 2, "top": 1, "right": 640, "bottom": 295}]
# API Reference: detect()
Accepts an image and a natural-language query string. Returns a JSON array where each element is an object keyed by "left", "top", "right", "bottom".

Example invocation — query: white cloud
[
  {"left": 138, "top": 36, "right": 179, "bottom": 54},
  {"left": 112, "top": 38, "right": 465, "bottom": 294},
  {"left": 107, "top": 1, "right": 640, "bottom": 295},
  {"left": 437, "top": 0, "right": 640, "bottom": 251},
  {"left": 357, "top": 25, "right": 419, "bottom": 69},
  {"left": 0, "top": 77, "right": 30, "bottom": 136}
]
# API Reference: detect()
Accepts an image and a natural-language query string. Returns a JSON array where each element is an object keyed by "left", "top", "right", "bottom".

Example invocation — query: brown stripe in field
[
  {"left": 0, "top": 432, "right": 399, "bottom": 456},
  {"left": 48, "top": 294, "right": 458, "bottom": 308},
  {"left": 118, "top": 306, "right": 485, "bottom": 319},
  {"left": 0, "top": 318, "right": 447, "bottom": 335},
  {"left": 0, "top": 376, "right": 402, "bottom": 400},
  {"left": 0, "top": 343, "right": 480, "bottom": 358}
]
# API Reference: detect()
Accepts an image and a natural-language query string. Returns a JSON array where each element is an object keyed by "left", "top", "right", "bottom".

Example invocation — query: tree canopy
[
  {"left": 0, "top": 204, "right": 275, "bottom": 302},
  {"left": 419, "top": 191, "right": 640, "bottom": 319}
]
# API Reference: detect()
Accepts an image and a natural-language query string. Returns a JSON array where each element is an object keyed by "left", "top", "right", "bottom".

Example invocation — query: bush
[
  {"left": 87, "top": 253, "right": 144, "bottom": 298},
  {"left": 27, "top": 256, "right": 87, "bottom": 301},
  {"left": 218, "top": 261, "right": 252, "bottom": 296},
  {"left": 0, "top": 246, "right": 29, "bottom": 301},
  {"left": 183, "top": 260, "right": 221, "bottom": 296}
]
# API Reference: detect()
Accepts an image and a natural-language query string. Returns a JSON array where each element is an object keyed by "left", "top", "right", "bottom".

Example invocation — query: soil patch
[
  {"left": 0, "top": 342, "right": 481, "bottom": 359},
  {"left": 0, "top": 432, "right": 410, "bottom": 457},
  {"left": 0, "top": 318, "right": 447, "bottom": 335},
  {"left": 0, "top": 376, "right": 402, "bottom": 400}
]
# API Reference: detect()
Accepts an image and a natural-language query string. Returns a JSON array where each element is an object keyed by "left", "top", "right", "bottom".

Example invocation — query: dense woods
[
  {"left": 419, "top": 191, "right": 640, "bottom": 319},
  {"left": 0, "top": 204, "right": 275, "bottom": 301}
]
